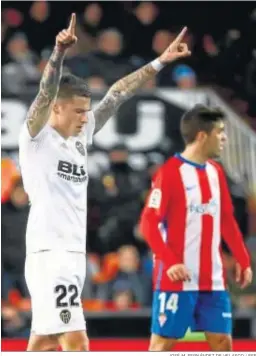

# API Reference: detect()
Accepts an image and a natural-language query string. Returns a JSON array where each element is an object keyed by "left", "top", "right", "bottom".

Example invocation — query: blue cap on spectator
[{"left": 172, "top": 64, "right": 196, "bottom": 82}]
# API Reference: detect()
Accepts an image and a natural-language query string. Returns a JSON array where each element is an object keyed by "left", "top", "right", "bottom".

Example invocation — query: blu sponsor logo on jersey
[
  {"left": 189, "top": 198, "right": 218, "bottom": 216},
  {"left": 57, "top": 160, "right": 87, "bottom": 183}
]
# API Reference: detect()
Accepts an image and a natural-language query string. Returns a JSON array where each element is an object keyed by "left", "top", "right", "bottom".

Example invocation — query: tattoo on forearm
[
  {"left": 26, "top": 46, "right": 65, "bottom": 137},
  {"left": 93, "top": 63, "right": 157, "bottom": 133}
]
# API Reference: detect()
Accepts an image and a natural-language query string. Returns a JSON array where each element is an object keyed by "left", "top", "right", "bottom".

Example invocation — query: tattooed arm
[
  {"left": 26, "top": 47, "right": 65, "bottom": 138},
  {"left": 26, "top": 13, "right": 77, "bottom": 138},
  {"left": 93, "top": 26, "right": 191, "bottom": 134},
  {"left": 93, "top": 62, "right": 157, "bottom": 134}
]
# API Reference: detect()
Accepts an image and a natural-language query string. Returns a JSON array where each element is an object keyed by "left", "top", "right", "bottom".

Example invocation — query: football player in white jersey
[{"left": 19, "top": 13, "right": 191, "bottom": 351}]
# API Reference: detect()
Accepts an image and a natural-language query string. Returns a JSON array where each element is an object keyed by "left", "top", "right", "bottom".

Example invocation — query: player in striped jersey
[{"left": 140, "top": 105, "right": 253, "bottom": 351}]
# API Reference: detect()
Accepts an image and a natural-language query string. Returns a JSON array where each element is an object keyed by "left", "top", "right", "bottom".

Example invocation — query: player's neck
[
  {"left": 181, "top": 146, "right": 208, "bottom": 165},
  {"left": 49, "top": 118, "right": 70, "bottom": 140}
]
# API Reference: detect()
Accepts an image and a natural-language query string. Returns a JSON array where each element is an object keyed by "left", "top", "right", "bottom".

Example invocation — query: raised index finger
[
  {"left": 174, "top": 26, "right": 187, "bottom": 44},
  {"left": 68, "top": 13, "right": 76, "bottom": 34}
]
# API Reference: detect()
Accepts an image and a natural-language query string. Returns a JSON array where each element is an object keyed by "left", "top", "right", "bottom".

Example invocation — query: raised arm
[
  {"left": 26, "top": 14, "right": 77, "bottom": 138},
  {"left": 93, "top": 26, "right": 191, "bottom": 134}
]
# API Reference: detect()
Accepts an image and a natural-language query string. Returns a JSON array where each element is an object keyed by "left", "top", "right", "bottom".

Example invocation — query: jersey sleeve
[
  {"left": 139, "top": 165, "right": 181, "bottom": 267},
  {"left": 19, "top": 121, "right": 50, "bottom": 151},
  {"left": 218, "top": 165, "right": 250, "bottom": 269}
]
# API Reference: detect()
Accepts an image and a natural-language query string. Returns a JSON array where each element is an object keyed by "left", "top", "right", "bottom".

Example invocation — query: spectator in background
[
  {"left": 223, "top": 251, "right": 256, "bottom": 311},
  {"left": 29, "top": 1, "right": 49, "bottom": 23},
  {"left": 200, "top": 33, "right": 226, "bottom": 84},
  {"left": 87, "top": 28, "right": 137, "bottom": 85},
  {"left": 1, "top": 8, "right": 24, "bottom": 57},
  {"left": 2, "top": 32, "right": 40, "bottom": 94},
  {"left": 87, "top": 76, "right": 107, "bottom": 92},
  {"left": 2, "top": 178, "right": 30, "bottom": 300},
  {"left": 22, "top": 1, "right": 54, "bottom": 54},
  {"left": 142, "top": 76, "right": 157, "bottom": 90},
  {"left": 1, "top": 13, "right": 10, "bottom": 47},
  {"left": 146, "top": 153, "right": 165, "bottom": 180},
  {"left": 1, "top": 158, "right": 21, "bottom": 204},
  {"left": 39, "top": 46, "right": 87, "bottom": 78},
  {"left": 80, "top": 2, "right": 104, "bottom": 38},
  {"left": 151, "top": 29, "right": 176, "bottom": 87},
  {"left": 37, "top": 47, "right": 52, "bottom": 75},
  {"left": 222, "top": 29, "right": 245, "bottom": 87},
  {"left": 202, "top": 34, "right": 219, "bottom": 57},
  {"left": 64, "top": 41, "right": 90, "bottom": 78},
  {"left": 81, "top": 254, "right": 101, "bottom": 300},
  {"left": 127, "top": 2, "right": 161, "bottom": 59},
  {"left": 150, "top": 28, "right": 197, "bottom": 88},
  {"left": 97, "top": 245, "right": 152, "bottom": 307},
  {"left": 98, "top": 144, "right": 147, "bottom": 252},
  {"left": 111, "top": 282, "right": 139, "bottom": 310},
  {"left": 245, "top": 50, "right": 256, "bottom": 117},
  {"left": 74, "top": 3, "right": 104, "bottom": 56},
  {"left": 172, "top": 64, "right": 197, "bottom": 89},
  {"left": 86, "top": 174, "right": 107, "bottom": 254},
  {"left": 1, "top": 302, "right": 29, "bottom": 338},
  {"left": 227, "top": 175, "right": 249, "bottom": 238}
]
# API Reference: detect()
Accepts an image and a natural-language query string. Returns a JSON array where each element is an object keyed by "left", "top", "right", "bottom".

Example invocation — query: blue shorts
[{"left": 151, "top": 290, "right": 232, "bottom": 339}]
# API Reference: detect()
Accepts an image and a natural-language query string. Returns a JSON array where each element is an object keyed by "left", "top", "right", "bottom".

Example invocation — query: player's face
[
  {"left": 56, "top": 96, "right": 91, "bottom": 136},
  {"left": 205, "top": 120, "right": 227, "bottom": 158}
]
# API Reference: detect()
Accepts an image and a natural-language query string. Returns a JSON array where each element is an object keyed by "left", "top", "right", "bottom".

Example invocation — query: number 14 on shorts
[{"left": 158, "top": 292, "right": 179, "bottom": 314}]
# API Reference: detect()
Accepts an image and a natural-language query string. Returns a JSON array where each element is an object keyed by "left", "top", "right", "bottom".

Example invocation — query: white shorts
[{"left": 25, "top": 250, "right": 86, "bottom": 335}]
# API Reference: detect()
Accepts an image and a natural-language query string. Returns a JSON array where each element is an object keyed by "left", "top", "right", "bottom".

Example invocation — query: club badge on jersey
[
  {"left": 148, "top": 188, "right": 162, "bottom": 209},
  {"left": 75, "top": 141, "right": 85, "bottom": 156}
]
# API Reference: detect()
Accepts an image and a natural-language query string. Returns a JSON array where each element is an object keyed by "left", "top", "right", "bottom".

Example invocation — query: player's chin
[
  {"left": 209, "top": 149, "right": 222, "bottom": 159},
  {"left": 214, "top": 151, "right": 221, "bottom": 158},
  {"left": 72, "top": 129, "right": 82, "bottom": 137}
]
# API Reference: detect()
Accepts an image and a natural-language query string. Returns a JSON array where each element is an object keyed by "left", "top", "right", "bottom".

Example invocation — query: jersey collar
[
  {"left": 175, "top": 153, "right": 206, "bottom": 169},
  {"left": 49, "top": 125, "right": 70, "bottom": 146}
]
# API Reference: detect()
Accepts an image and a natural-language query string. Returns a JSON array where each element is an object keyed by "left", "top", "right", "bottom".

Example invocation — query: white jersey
[{"left": 19, "top": 112, "right": 95, "bottom": 254}]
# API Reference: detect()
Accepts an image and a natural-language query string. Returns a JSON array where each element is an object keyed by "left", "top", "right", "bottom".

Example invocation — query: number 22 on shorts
[
  {"left": 158, "top": 292, "right": 179, "bottom": 314},
  {"left": 55, "top": 284, "right": 79, "bottom": 308}
]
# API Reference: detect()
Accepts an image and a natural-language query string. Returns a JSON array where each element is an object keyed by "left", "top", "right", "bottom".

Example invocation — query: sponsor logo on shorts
[
  {"left": 57, "top": 160, "right": 88, "bottom": 183},
  {"left": 60, "top": 309, "right": 71, "bottom": 324},
  {"left": 76, "top": 141, "right": 86, "bottom": 156},
  {"left": 158, "top": 313, "right": 167, "bottom": 327}
]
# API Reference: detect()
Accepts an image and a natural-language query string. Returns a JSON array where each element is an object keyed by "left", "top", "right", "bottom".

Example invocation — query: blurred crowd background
[{"left": 1, "top": 1, "right": 256, "bottom": 340}]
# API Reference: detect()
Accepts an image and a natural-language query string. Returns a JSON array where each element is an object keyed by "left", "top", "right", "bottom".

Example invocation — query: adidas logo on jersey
[{"left": 57, "top": 160, "right": 88, "bottom": 183}]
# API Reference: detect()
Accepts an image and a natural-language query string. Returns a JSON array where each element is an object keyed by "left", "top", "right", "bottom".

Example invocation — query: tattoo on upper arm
[
  {"left": 93, "top": 63, "right": 157, "bottom": 134},
  {"left": 26, "top": 46, "right": 65, "bottom": 138},
  {"left": 93, "top": 91, "right": 126, "bottom": 134}
]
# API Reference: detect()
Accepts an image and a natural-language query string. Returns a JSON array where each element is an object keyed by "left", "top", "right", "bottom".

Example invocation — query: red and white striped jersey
[{"left": 139, "top": 153, "right": 250, "bottom": 292}]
